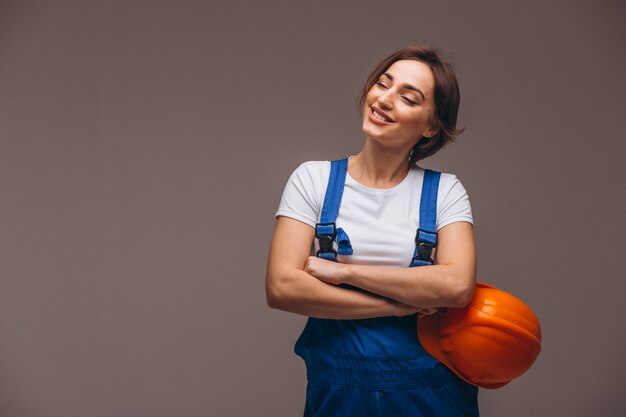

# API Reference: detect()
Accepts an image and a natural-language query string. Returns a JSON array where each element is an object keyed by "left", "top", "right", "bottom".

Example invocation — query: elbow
[
  {"left": 267, "top": 293, "right": 286, "bottom": 311},
  {"left": 266, "top": 289, "right": 278, "bottom": 309},
  {"left": 448, "top": 277, "right": 476, "bottom": 308},
  {"left": 265, "top": 281, "right": 283, "bottom": 310},
  {"left": 265, "top": 271, "right": 292, "bottom": 310}
]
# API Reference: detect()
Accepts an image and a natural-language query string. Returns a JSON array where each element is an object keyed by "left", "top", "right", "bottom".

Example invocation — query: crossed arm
[{"left": 265, "top": 216, "right": 476, "bottom": 320}]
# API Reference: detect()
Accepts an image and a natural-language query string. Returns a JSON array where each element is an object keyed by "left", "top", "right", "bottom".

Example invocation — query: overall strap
[
  {"left": 315, "top": 158, "right": 353, "bottom": 261},
  {"left": 410, "top": 169, "right": 441, "bottom": 267}
]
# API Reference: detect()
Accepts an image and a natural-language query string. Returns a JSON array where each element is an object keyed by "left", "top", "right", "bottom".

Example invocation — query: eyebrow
[{"left": 381, "top": 73, "right": 426, "bottom": 101}]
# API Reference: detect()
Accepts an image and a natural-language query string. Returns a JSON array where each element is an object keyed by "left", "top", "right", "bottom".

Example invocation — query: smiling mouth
[{"left": 370, "top": 106, "right": 394, "bottom": 123}]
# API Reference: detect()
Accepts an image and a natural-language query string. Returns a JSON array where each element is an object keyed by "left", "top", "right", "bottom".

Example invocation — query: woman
[{"left": 266, "top": 45, "right": 479, "bottom": 416}]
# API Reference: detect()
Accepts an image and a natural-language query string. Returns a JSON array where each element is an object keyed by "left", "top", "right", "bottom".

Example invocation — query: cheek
[
  {"left": 365, "top": 86, "right": 380, "bottom": 103},
  {"left": 401, "top": 108, "right": 431, "bottom": 125},
  {"left": 363, "top": 92, "right": 377, "bottom": 115},
  {"left": 397, "top": 112, "right": 423, "bottom": 127}
]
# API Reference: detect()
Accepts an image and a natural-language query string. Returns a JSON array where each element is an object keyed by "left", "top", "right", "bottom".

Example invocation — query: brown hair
[{"left": 357, "top": 45, "right": 465, "bottom": 165}]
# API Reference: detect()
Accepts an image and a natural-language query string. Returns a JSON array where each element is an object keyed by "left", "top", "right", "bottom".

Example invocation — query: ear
[{"left": 423, "top": 127, "right": 439, "bottom": 138}]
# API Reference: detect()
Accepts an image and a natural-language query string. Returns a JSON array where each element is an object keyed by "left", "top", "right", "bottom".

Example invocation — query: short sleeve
[
  {"left": 274, "top": 161, "right": 327, "bottom": 229},
  {"left": 436, "top": 173, "right": 473, "bottom": 231}
]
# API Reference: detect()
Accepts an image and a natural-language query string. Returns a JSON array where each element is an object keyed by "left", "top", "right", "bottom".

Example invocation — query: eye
[
  {"left": 375, "top": 81, "right": 388, "bottom": 89},
  {"left": 402, "top": 97, "right": 417, "bottom": 105}
]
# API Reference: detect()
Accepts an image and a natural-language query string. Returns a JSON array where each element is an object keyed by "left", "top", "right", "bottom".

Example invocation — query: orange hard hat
[{"left": 418, "top": 282, "right": 542, "bottom": 389}]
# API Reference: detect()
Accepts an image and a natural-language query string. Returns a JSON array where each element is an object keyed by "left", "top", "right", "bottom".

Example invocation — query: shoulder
[
  {"left": 287, "top": 160, "right": 330, "bottom": 189},
  {"left": 293, "top": 160, "right": 330, "bottom": 176},
  {"left": 438, "top": 171, "right": 465, "bottom": 193},
  {"left": 282, "top": 159, "right": 335, "bottom": 201},
  {"left": 276, "top": 160, "right": 332, "bottom": 228},
  {"left": 426, "top": 169, "right": 473, "bottom": 229},
  {"left": 413, "top": 165, "right": 465, "bottom": 191},
  {"left": 435, "top": 171, "right": 470, "bottom": 204}
]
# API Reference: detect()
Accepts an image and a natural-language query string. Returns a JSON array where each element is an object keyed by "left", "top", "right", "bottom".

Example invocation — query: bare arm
[
  {"left": 265, "top": 216, "right": 421, "bottom": 319},
  {"left": 305, "top": 221, "right": 477, "bottom": 308}
]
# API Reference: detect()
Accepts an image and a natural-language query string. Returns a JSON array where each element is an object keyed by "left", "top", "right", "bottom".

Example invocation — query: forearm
[
  {"left": 342, "top": 263, "right": 475, "bottom": 308},
  {"left": 266, "top": 268, "right": 413, "bottom": 320}
]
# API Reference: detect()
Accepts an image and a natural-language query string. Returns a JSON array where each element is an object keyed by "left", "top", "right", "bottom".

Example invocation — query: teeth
[{"left": 373, "top": 109, "right": 391, "bottom": 122}]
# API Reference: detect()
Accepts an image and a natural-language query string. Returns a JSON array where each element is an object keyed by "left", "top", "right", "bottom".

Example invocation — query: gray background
[{"left": 1, "top": 0, "right": 624, "bottom": 416}]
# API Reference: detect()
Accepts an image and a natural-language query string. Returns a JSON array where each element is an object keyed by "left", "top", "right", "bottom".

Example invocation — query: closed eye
[{"left": 376, "top": 82, "right": 417, "bottom": 105}]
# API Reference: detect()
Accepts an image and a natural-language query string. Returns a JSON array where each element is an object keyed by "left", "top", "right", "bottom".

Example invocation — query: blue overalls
[{"left": 295, "top": 158, "right": 479, "bottom": 417}]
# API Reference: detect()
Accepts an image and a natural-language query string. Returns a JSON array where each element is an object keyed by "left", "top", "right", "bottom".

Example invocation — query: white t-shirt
[{"left": 275, "top": 156, "right": 473, "bottom": 268}]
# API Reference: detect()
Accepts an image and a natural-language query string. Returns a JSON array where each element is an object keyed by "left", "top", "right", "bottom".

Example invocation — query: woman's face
[{"left": 362, "top": 59, "right": 437, "bottom": 150}]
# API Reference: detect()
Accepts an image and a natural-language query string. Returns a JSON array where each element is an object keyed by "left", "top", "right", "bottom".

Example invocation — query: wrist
[
  {"left": 340, "top": 263, "right": 354, "bottom": 284},
  {"left": 386, "top": 299, "right": 399, "bottom": 317}
]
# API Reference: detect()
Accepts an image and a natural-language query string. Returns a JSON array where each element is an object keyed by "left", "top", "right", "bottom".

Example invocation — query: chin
[
  {"left": 361, "top": 123, "right": 376, "bottom": 138},
  {"left": 362, "top": 120, "right": 387, "bottom": 139},
  {"left": 362, "top": 129, "right": 390, "bottom": 147}
]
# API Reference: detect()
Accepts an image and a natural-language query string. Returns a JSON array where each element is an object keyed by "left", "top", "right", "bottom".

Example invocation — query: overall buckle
[
  {"left": 413, "top": 228, "right": 437, "bottom": 264},
  {"left": 315, "top": 223, "right": 338, "bottom": 258}
]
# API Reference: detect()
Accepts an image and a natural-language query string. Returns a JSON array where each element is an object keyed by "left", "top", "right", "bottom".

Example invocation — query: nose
[{"left": 377, "top": 90, "right": 393, "bottom": 110}]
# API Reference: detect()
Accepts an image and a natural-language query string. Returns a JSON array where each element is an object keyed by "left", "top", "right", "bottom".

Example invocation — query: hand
[
  {"left": 304, "top": 256, "right": 347, "bottom": 285},
  {"left": 416, "top": 307, "right": 439, "bottom": 319},
  {"left": 389, "top": 301, "right": 443, "bottom": 318},
  {"left": 389, "top": 300, "right": 424, "bottom": 317},
  {"left": 417, "top": 307, "right": 446, "bottom": 319}
]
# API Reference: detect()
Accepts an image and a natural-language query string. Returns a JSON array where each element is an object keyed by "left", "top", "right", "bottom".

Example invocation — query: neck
[{"left": 350, "top": 139, "right": 413, "bottom": 188}]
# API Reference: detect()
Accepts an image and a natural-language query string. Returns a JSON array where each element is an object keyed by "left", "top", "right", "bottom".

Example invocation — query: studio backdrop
[{"left": 0, "top": 1, "right": 624, "bottom": 416}]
